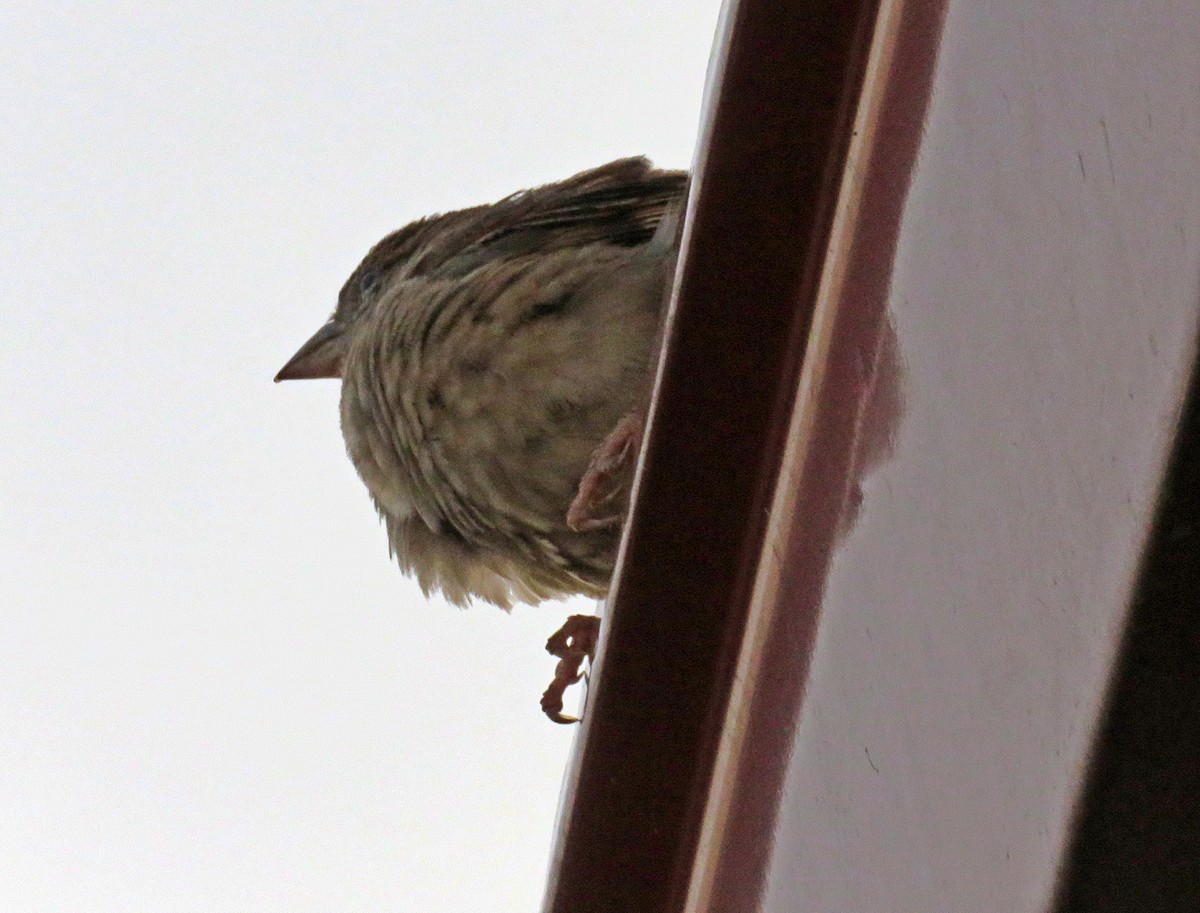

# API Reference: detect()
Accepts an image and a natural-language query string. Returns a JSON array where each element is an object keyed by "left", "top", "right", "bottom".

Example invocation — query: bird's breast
[
  {"left": 339, "top": 381, "right": 419, "bottom": 522},
  {"left": 338, "top": 245, "right": 664, "bottom": 557}
]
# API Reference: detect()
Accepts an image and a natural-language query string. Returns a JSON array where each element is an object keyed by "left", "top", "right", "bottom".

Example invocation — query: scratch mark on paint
[
  {"left": 864, "top": 747, "right": 880, "bottom": 774},
  {"left": 1100, "top": 118, "right": 1116, "bottom": 185}
]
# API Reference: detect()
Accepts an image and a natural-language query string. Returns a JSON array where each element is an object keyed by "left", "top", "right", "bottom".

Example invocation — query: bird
[{"left": 276, "top": 157, "right": 687, "bottom": 717}]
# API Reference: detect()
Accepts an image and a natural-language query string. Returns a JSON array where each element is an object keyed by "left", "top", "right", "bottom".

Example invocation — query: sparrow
[{"left": 276, "top": 157, "right": 687, "bottom": 719}]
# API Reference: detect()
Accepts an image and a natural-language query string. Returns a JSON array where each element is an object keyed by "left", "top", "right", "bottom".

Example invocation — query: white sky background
[{"left": 0, "top": 3, "right": 721, "bottom": 910}]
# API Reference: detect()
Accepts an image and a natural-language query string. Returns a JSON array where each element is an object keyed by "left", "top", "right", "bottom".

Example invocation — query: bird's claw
[
  {"left": 541, "top": 614, "right": 601, "bottom": 724},
  {"left": 567, "top": 412, "right": 644, "bottom": 532}
]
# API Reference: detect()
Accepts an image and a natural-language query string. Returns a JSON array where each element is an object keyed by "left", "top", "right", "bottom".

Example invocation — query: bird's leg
[
  {"left": 541, "top": 614, "right": 601, "bottom": 724},
  {"left": 566, "top": 410, "right": 645, "bottom": 532}
]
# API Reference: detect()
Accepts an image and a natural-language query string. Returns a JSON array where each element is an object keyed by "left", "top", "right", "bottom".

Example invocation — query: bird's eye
[{"left": 358, "top": 269, "right": 380, "bottom": 295}]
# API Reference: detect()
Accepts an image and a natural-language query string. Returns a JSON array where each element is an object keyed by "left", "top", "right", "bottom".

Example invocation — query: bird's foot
[
  {"left": 541, "top": 614, "right": 601, "bottom": 724},
  {"left": 566, "top": 411, "right": 645, "bottom": 532}
]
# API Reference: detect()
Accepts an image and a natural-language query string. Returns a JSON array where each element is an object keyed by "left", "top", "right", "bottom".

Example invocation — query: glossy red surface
[{"left": 542, "top": 1, "right": 881, "bottom": 910}]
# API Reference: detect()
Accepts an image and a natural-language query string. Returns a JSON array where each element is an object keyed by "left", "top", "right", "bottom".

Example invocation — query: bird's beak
[{"left": 274, "top": 320, "right": 348, "bottom": 382}]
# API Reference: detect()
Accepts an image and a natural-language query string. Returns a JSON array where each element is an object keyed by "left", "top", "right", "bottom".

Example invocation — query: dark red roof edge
[{"left": 542, "top": 1, "right": 884, "bottom": 910}]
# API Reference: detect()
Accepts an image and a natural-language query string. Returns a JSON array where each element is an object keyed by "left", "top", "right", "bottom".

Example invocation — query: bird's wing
[{"left": 428, "top": 157, "right": 688, "bottom": 278}]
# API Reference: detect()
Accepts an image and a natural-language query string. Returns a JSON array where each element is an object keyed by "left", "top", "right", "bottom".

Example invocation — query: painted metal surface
[
  {"left": 694, "top": 3, "right": 1200, "bottom": 911},
  {"left": 542, "top": 0, "right": 881, "bottom": 910},
  {"left": 543, "top": 1, "right": 1200, "bottom": 911}
]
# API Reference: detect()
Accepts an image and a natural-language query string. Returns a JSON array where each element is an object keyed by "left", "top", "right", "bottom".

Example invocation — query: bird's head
[{"left": 274, "top": 212, "right": 462, "bottom": 382}]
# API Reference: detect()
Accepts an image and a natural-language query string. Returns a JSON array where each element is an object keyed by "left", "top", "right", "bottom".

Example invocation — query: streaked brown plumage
[{"left": 277, "top": 157, "right": 686, "bottom": 611}]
